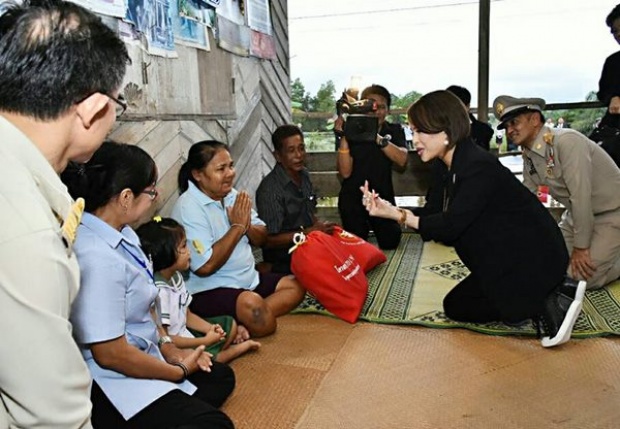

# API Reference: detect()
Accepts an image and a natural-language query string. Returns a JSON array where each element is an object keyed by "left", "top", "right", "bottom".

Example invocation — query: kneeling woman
[
  {"left": 62, "top": 142, "right": 235, "bottom": 428},
  {"left": 362, "top": 90, "right": 585, "bottom": 348}
]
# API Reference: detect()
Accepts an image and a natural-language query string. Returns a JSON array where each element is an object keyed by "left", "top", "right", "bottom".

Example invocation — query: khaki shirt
[
  {"left": 0, "top": 116, "right": 92, "bottom": 428},
  {"left": 522, "top": 126, "right": 620, "bottom": 248}
]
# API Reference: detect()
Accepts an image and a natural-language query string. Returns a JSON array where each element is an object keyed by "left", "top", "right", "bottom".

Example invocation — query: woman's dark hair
[
  {"left": 361, "top": 84, "right": 392, "bottom": 109},
  {"left": 271, "top": 124, "right": 303, "bottom": 152},
  {"left": 178, "top": 140, "right": 228, "bottom": 194},
  {"left": 136, "top": 218, "right": 185, "bottom": 272},
  {"left": 606, "top": 3, "right": 620, "bottom": 27},
  {"left": 61, "top": 141, "right": 157, "bottom": 212},
  {"left": 407, "top": 90, "right": 471, "bottom": 149}
]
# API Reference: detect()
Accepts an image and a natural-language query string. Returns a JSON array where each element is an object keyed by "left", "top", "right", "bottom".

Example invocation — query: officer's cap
[{"left": 493, "top": 95, "right": 546, "bottom": 129}]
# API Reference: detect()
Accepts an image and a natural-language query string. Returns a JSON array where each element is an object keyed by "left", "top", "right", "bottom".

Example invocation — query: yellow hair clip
[{"left": 153, "top": 216, "right": 162, "bottom": 223}]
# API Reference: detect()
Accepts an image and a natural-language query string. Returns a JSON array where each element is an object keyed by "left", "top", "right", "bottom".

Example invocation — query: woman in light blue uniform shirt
[{"left": 62, "top": 141, "right": 235, "bottom": 429}]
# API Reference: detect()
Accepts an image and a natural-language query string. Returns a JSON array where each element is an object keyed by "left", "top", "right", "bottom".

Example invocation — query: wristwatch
[
  {"left": 158, "top": 335, "right": 173, "bottom": 347},
  {"left": 378, "top": 134, "right": 392, "bottom": 148}
]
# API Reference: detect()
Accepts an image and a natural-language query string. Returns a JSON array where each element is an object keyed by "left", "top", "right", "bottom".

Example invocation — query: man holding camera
[{"left": 335, "top": 84, "right": 408, "bottom": 249}]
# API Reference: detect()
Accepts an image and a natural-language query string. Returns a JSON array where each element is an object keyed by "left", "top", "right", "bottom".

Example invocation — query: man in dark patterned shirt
[{"left": 256, "top": 125, "right": 335, "bottom": 273}]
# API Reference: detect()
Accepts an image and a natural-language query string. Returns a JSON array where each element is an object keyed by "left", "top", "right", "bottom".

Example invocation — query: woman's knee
[
  {"left": 236, "top": 292, "right": 276, "bottom": 337},
  {"left": 276, "top": 276, "right": 306, "bottom": 300}
]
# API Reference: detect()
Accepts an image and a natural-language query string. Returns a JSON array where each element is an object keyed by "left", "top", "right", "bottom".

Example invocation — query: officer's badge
[
  {"left": 496, "top": 103, "right": 504, "bottom": 116},
  {"left": 543, "top": 132, "right": 555, "bottom": 177},
  {"left": 61, "top": 198, "right": 85, "bottom": 254},
  {"left": 192, "top": 239, "right": 205, "bottom": 255}
]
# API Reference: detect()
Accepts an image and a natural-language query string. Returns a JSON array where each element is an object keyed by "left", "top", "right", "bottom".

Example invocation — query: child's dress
[{"left": 155, "top": 271, "right": 234, "bottom": 356}]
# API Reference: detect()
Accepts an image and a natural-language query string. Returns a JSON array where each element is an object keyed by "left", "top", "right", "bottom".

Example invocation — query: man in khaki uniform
[
  {"left": 0, "top": 1, "right": 129, "bottom": 427},
  {"left": 493, "top": 95, "right": 620, "bottom": 289}
]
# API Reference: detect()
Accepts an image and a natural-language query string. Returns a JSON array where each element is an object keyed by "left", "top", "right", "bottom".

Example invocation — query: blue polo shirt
[
  {"left": 71, "top": 213, "right": 196, "bottom": 420},
  {"left": 172, "top": 181, "right": 265, "bottom": 294}
]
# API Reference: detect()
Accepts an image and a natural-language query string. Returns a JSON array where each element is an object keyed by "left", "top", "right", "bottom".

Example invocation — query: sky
[{"left": 288, "top": 0, "right": 620, "bottom": 106}]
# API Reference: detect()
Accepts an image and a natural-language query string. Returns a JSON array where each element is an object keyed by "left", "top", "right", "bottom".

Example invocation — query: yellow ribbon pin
[{"left": 192, "top": 239, "right": 206, "bottom": 255}]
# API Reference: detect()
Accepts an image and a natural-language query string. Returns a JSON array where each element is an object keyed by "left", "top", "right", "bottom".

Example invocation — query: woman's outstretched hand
[{"left": 360, "top": 180, "right": 393, "bottom": 219}]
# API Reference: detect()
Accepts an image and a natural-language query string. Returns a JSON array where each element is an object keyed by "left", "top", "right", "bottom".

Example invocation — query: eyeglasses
[
  {"left": 142, "top": 188, "right": 159, "bottom": 200},
  {"left": 108, "top": 94, "right": 127, "bottom": 118}
]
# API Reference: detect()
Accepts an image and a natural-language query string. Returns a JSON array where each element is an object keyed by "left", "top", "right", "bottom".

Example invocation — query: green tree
[
  {"left": 390, "top": 90, "right": 423, "bottom": 123},
  {"left": 313, "top": 80, "right": 337, "bottom": 113},
  {"left": 291, "top": 78, "right": 312, "bottom": 112},
  {"left": 392, "top": 90, "right": 422, "bottom": 110}
]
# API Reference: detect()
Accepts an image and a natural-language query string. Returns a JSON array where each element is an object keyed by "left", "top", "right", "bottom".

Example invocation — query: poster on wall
[
  {"left": 178, "top": 0, "right": 209, "bottom": 25},
  {"left": 216, "top": 0, "right": 245, "bottom": 26},
  {"left": 86, "top": 0, "right": 126, "bottom": 18},
  {"left": 250, "top": 29, "right": 274, "bottom": 60},
  {"left": 170, "top": 0, "right": 210, "bottom": 50},
  {"left": 125, "top": 0, "right": 178, "bottom": 57},
  {"left": 216, "top": 13, "right": 249, "bottom": 56},
  {"left": 246, "top": 0, "right": 270, "bottom": 35}
]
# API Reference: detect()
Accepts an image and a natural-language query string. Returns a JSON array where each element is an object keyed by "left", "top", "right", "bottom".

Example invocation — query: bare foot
[
  {"left": 215, "top": 340, "right": 261, "bottom": 363},
  {"left": 233, "top": 325, "right": 251, "bottom": 344}
]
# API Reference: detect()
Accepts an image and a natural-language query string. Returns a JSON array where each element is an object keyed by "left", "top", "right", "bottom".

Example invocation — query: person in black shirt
[
  {"left": 256, "top": 125, "right": 335, "bottom": 273},
  {"left": 597, "top": 3, "right": 620, "bottom": 130},
  {"left": 335, "top": 84, "right": 408, "bottom": 249},
  {"left": 446, "top": 85, "right": 493, "bottom": 151}
]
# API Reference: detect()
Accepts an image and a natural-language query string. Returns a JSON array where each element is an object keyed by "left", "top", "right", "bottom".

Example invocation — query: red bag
[
  {"left": 330, "top": 226, "right": 387, "bottom": 273},
  {"left": 290, "top": 231, "right": 368, "bottom": 323}
]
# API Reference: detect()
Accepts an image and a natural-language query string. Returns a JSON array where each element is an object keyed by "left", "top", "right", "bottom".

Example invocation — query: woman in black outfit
[{"left": 362, "top": 90, "right": 586, "bottom": 348}]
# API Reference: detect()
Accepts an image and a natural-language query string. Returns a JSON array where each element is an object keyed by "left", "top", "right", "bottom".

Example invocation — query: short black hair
[
  {"left": 407, "top": 90, "right": 471, "bottom": 150},
  {"left": 606, "top": 3, "right": 620, "bottom": 27},
  {"left": 61, "top": 141, "right": 157, "bottom": 213},
  {"left": 136, "top": 218, "right": 186, "bottom": 272},
  {"left": 271, "top": 124, "right": 303, "bottom": 152},
  {"left": 361, "top": 84, "right": 392, "bottom": 109},
  {"left": 0, "top": 0, "right": 130, "bottom": 120},
  {"left": 446, "top": 85, "right": 471, "bottom": 106}
]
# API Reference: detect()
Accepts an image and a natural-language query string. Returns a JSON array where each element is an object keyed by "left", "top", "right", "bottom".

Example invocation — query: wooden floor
[{"left": 223, "top": 314, "right": 620, "bottom": 429}]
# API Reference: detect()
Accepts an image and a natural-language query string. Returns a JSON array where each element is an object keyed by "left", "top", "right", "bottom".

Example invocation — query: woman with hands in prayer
[{"left": 172, "top": 141, "right": 306, "bottom": 338}]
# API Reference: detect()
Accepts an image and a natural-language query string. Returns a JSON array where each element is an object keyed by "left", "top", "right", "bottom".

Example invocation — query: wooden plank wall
[{"left": 109, "top": 0, "right": 291, "bottom": 220}]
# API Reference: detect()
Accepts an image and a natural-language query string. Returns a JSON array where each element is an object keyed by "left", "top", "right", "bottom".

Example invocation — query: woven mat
[{"left": 292, "top": 233, "right": 620, "bottom": 338}]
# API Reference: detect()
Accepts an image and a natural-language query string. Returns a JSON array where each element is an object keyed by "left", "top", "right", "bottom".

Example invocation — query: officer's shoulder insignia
[{"left": 61, "top": 197, "right": 85, "bottom": 254}]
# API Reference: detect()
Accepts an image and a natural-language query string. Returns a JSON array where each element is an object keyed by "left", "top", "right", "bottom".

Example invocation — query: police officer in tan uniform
[
  {"left": 0, "top": 1, "right": 129, "bottom": 427},
  {"left": 493, "top": 95, "right": 620, "bottom": 289}
]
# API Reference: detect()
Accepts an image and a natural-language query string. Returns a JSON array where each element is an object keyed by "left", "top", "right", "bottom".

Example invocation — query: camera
[{"left": 336, "top": 90, "right": 379, "bottom": 143}]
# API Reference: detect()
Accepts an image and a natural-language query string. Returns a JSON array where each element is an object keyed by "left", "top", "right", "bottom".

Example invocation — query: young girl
[{"left": 137, "top": 217, "right": 260, "bottom": 363}]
